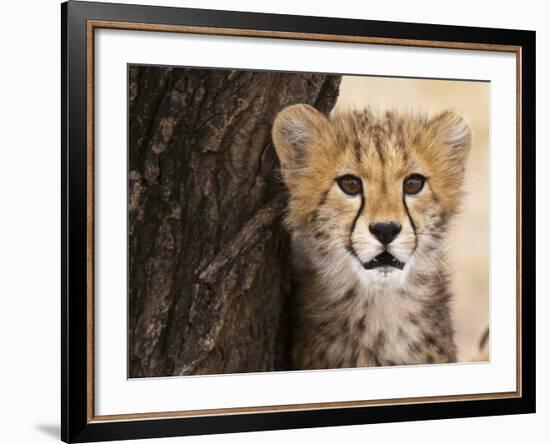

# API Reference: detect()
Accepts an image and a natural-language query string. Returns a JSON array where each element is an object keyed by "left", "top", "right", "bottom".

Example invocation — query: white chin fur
[{"left": 292, "top": 232, "right": 417, "bottom": 299}]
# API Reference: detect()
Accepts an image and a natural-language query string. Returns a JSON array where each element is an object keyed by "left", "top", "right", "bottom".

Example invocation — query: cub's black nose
[{"left": 369, "top": 222, "right": 401, "bottom": 245}]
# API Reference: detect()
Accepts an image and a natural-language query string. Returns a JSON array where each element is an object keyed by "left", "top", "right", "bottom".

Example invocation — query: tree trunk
[{"left": 128, "top": 65, "right": 341, "bottom": 377}]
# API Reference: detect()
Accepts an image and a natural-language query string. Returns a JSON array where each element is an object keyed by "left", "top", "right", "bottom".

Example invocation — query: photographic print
[
  {"left": 127, "top": 66, "right": 490, "bottom": 378},
  {"left": 63, "top": 3, "right": 534, "bottom": 441}
]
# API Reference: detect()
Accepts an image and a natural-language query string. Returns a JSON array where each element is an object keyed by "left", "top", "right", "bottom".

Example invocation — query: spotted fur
[{"left": 272, "top": 104, "right": 471, "bottom": 369}]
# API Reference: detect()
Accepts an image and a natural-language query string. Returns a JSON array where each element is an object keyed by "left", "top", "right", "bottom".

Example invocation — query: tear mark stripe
[
  {"left": 402, "top": 195, "right": 418, "bottom": 253},
  {"left": 348, "top": 193, "right": 365, "bottom": 265}
]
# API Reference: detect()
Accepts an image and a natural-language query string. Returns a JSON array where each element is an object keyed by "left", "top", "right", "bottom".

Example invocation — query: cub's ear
[
  {"left": 428, "top": 110, "right": 472, "bottom": 166},
  {"left": 272, "top": 104, "right": 329, "bottom": 170}
]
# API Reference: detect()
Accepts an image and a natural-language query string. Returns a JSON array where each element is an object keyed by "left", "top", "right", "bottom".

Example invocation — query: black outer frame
[{"left": 61, "top": 1, "right": 536, "bottom": 442}]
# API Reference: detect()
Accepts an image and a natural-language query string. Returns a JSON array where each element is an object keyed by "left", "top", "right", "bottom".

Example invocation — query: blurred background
[{"left": 334, "top": 76, "right": 490, "bottom": 362}]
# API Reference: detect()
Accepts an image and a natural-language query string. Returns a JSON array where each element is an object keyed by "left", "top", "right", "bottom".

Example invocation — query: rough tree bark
[{"left": 128, "top": 65, "right": 341, "bottom": 377}]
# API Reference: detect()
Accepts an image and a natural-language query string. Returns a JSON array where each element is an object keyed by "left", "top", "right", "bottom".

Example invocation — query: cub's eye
[
  {"left": 337, "top": 175, "right": 362, "bottom": 196},
  {"left": 403, "top": 174, "right": 426, "bottom": 195}
]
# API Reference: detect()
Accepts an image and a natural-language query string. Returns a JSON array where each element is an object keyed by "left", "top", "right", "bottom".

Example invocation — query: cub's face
[{"left": 272, "top": 104, "right": 471, "bottom": 287}]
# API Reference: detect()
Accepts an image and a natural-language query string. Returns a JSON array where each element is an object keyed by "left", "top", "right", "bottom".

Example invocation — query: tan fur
[{"left": 273, "top": 104, "right": 471, "bottom": 369}]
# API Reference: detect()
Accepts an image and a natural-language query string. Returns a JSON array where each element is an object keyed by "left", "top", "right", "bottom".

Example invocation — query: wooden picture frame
[{"left": 62, "top": 1, "right": 535, "bottom": 442}]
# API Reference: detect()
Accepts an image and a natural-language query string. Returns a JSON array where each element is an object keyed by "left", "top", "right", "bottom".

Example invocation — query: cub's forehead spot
[{"left": 335, "top": 136, "right": 416, "bottom": 182}]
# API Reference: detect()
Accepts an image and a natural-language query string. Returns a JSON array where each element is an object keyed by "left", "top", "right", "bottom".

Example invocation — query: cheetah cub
[{"left": 272, "top": 104, "right": 471, "bottom": 370}]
